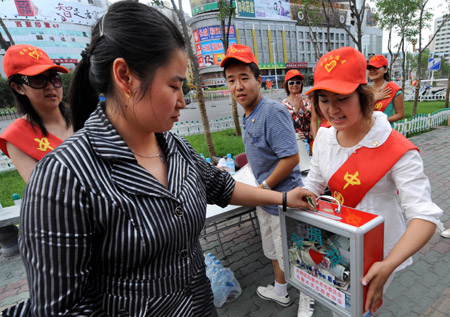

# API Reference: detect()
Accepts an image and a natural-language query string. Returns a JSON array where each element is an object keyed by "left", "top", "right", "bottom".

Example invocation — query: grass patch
[
  {"left": 185, "top": 129, "right": 245, "bottom": 158},
  {"left": 0, "top": 170, "right": 26, "bottom": 207},
  {"left": 403, "top": 100, "right": 448, "bottom": 119}
]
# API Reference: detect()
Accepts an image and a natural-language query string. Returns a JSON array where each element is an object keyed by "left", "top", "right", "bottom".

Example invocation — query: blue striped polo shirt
[{"left": 243, "top": 96, "right": 303, "bottom": 215}]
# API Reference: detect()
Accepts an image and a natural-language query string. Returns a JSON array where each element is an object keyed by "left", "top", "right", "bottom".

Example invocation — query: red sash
[
  {"left": 0, "top": 118, "right": 63, "bottom": 161},
  {"left": 374, "top": 82, "right": 401, "bottom": 113},
  {"left": 319, "top": 119, "right": 331, "bottom": 128},
  {"left": 328, "top": 130, "right": 418, "bottom": 208}
]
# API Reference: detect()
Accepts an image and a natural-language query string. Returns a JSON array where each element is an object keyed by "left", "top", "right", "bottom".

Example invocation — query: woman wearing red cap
[
  {"left": 303, "top": 47, "right": 442, "bottom": 315},
  {"left": 281, "top": 69, "right": 312, "bottom": 144},
  {"left": 0, "top": 44, "right": 73, "bottom": 182},
  {"left": 367, "top": 55, "right": 404, "bottom": 124}
]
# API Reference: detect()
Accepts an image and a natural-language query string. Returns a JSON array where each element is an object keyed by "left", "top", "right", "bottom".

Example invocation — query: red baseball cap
[
  {"left": 305, "top": 46, "right": 367, "bottom": 95},
  {"left": 3, "top": 44, "right": 69, "bottom": 79},
  {"left": 220, "top": 44, "right": 258, "bottom": 67},
  {"left": 368, "top": 55, "right": 388, "bottom": 68},
  {"left": 285, "top": 69, "right": 304, "bottom": 82}
]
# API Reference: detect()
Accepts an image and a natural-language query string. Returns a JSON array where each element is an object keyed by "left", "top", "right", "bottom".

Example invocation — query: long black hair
[
  {"left": 7, "top": 75, "right": 72, "bottom": 136},
  {"left": 68, "top": 1, "right": 186, "bottom": 131}
]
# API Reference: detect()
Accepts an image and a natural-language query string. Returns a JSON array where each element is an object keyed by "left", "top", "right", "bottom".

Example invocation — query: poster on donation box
[{"left": 279, "top": 196, "right": 384, "bottom": 316}]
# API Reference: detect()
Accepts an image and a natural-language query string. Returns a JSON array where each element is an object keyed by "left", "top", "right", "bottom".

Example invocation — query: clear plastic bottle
[
  {"left": 304, "top": 139, "right": 310, "bottom": 156},
  {"left": 206, "top": 157, "right": 211, "bottom": 164},
  {"left": 226, "top": 153, "right": 235, "bottom": 175},
  {"left": 200, "top": 153, "right": 205, "bottom": 160}
]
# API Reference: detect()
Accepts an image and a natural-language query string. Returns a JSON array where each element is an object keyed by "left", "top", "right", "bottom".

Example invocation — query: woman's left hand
[{"left": 361, "top": 260, "right": 394, "bottom": 314}]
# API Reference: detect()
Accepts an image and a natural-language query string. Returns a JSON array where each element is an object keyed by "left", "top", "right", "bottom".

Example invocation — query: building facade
[
  {"left": 0, "top": 0, "right": 106, "bottom": 77},
  {"left": 187, "top": 0, "right": 383, "bottom": 88},
  {"left": 432, "top": 15, "right": 450, "bottom": 64}
]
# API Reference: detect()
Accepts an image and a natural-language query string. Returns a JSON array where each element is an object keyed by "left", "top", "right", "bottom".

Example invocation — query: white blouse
[{"left": 305, "top": 111, "right": 443, "bottom": 271}]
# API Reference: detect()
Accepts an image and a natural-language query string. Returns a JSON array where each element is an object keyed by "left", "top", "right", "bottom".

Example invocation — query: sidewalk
[{"left": 1, "top": 126, "right": 450, "bottom": 315}]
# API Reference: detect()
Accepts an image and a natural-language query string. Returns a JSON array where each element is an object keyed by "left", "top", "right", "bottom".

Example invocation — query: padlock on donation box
[{"left": 279, "top": 196, "right": 384, "bottom": 317}]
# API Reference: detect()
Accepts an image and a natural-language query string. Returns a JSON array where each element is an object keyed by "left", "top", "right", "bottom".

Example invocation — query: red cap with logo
[
  {"left": 305, "top": 46, "right": 367, "bottom": 95},
  {"left": 220, "top": 44, "right": 258, "bottom": 68},
  {"left": 285, "top": 69, "right": 304, "bottom": 82},
  {"left": 368, "top": 55, "right": 388, "bottom": 68},
  {"left": 3, "top": 44, "right": 69, "bottom": 79}
]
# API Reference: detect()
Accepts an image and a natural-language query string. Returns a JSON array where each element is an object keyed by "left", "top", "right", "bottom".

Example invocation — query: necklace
[
  {"left": 378, "top": 80, "right": 387, "bottom": 91},
  {"left": 132, "top": 149, "right": 166, "bottom": 164}
]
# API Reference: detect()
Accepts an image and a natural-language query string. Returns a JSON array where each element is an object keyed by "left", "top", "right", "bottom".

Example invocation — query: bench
[
  {"left": 0, "top": 205, "right": 20, "bottom": 256},
  {"left": 0, "top": 205, "right": 20, "bottom": 227}
]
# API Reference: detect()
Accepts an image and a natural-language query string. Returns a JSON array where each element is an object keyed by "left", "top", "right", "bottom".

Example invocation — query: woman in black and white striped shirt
[{"left": 12, "top": 2, "right": 314, "bottom": 316}]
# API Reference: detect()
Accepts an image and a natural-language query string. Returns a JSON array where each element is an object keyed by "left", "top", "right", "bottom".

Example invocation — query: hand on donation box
[{"left": 286, "top": 187, "right": 317, "bottom": 210}]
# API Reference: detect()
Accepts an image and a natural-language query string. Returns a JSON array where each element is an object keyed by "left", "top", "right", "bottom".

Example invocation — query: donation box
[{"left": 279, "top": 196, "right": 384, "bottom": 317}]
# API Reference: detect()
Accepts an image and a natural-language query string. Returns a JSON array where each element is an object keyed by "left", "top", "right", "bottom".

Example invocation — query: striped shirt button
[
  {"left": 175, "top": 205, "right": 183, "bottom": 216},
  {"left": 180, "top": 249, "right": 188, "bottom": 258}
]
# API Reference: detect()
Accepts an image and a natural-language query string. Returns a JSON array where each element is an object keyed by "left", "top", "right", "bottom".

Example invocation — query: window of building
[{"left": 36, "top": 35, "right": 43, "bottom": 40}]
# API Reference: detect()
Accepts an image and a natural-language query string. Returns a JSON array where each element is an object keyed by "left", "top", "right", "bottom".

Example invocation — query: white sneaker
[
  {"left": 298, "top": 292, "right": 315, "bottom": 317},
  {"left": 256, "top": 284, "right": 291, "bottom": 307},
  {"left": 441, "top": 229, "right": 450, "bottom": 238}
]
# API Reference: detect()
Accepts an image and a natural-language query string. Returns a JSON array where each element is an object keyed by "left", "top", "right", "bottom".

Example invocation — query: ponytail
[
  {"left": 68, "top": 2, "right": 185, "bottom": 131},
  {"left": 67, "top": 57, "right": 99, "bottom": 131}
]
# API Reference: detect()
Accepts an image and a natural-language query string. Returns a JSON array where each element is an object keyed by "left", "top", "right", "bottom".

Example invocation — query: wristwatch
[{"left": 262, "top": 180, "right": 271, "bottom": 190}]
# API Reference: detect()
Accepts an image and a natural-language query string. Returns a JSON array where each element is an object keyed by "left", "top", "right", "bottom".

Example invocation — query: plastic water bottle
[
  {"left": 204, "top": 253, "right": 216, "bottom": 267},
  {"left": 226, "top": 153, "right": 235, "bottom": 175},
  {"left": 304, "top": 139, "right": 310, "bottom": 156},
  {"left": 206, "top": 157, "right": 211, "bottom": 164},
  {"left": 200, "top": 153, "right": 205, "bottom": 160},
  {"left": 210, "top": 265, "right": 228, "bottom": 307},
  {"left": 12, "top": 193, "right": 22, "bottom": 206},
  {"left": 219, "top": 268, "right": 242, "bottom": 302}
]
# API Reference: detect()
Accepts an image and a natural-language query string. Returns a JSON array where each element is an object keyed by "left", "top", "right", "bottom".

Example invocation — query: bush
[{"left": 0, "top": 76, "right": 15, "bottom": 109}]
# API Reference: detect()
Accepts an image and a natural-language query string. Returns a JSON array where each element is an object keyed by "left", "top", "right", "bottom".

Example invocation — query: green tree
[
  {"left": 217, "top": 0, "right": 241, "bottom": 137},
  {"left": 153, "top": 0, "right": 217, "bottom": 158},
  {"left": 0, "top": 76, "right": 15, "bottom": 108},
  {"left": 374, "top": 0, "right": 419, "bottom": 93},
  {"left": 61, "top": 72, "right": 73, "bottom": 102},
  {"left": 328, "top": 0, "right": 367, "bottom": 52},
  {"left": 411, "top": 0, "right": 450, "bottom": 116}
]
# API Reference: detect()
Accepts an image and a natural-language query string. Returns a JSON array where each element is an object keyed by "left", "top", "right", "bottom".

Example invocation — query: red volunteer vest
[
  {"left": 328, "top": 130, "right": 418, "bottom": 208},
  {"left": 0, "top": 118, "right": 63, "bottom": 161},
  {"left": 374, "top": 82, "right": 401, "bottom": 113}
]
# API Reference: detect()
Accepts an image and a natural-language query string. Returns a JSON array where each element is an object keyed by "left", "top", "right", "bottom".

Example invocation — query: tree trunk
[
  {"left": 0, "top": 17, "right": 15, "bottom": 50},
  {"left": 231, "top": 98, "right": 241, "bottom": 136},
  {"left": 412, "top": 50, "right": 422, "bottom": 116},
  {"left": 172, "top": 0, "right": 216, "bottom": 158},
  {"left": 219, "top": 5, "right": 241, "bottom": 137},
  {"left": 445, "top": 70, "right": 450, "bottom": 108}
]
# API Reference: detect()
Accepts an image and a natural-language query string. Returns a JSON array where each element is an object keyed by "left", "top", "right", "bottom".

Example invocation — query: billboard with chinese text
[
  {"left": 193, "top": 25, "right": 237, "bottom": 68},
  {"left": 0, "top": 0, "right": 104, "bottom": 24}
]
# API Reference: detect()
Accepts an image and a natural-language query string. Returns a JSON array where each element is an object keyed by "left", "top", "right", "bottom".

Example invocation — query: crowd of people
[{"left": 0, "top": 1, "right": 446, "bottom": 316}]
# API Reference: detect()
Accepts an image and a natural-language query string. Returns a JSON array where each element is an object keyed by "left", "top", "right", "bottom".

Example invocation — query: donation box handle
[{"left": 316, "top": 195, "right": 342, "bottom": 214}]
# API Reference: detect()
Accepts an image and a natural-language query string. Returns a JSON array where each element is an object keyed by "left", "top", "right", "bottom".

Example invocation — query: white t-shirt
[{"left": 305, "top": 111, "right": 443, "bottom": 271}]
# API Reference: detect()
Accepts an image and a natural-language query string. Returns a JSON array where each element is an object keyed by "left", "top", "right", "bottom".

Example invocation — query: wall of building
[
  {"left": 0, "top": 0, "right": 105, "bottom": 77},
  {"left": 187, "top": 1, "right": 383, "bottom": 88}
]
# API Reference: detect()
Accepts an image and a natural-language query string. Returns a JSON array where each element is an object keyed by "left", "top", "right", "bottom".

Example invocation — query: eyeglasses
[
  {"left": 21, "top": 73, "right": 62, "bottom": 89},
  {"left": 288, "top": 80, "right": 302, "bottom": 86}
]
